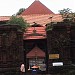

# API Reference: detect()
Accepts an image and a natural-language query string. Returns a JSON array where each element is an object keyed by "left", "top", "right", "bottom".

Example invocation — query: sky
[{"left": 0, "top": 0, "right": 75, "bottom": 16}]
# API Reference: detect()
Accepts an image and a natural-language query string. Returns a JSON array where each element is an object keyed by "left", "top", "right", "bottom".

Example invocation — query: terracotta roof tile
[
  {"left": 0, "top": 1, "right": 63, "bottom": 40},
  {"left": 0, "top": 16, "right": 10, "bottom": 22},
  {"left": 21, "top": 0, "right": 54, "bottom": 15},
  {"left": 27, "top": 46, "right": 45, "bottom": 58},
  {"left": 22, "top": 14, "right": 62, "bottom": 26},
  {"left": 23, "top": 27, "right": 46, "bottom": 40},
  {"left": 0, "top": 14, "right": 62, "bottom": 26},
  {"left": 0, "top": 15, "right": 62, "bottom": 40}
]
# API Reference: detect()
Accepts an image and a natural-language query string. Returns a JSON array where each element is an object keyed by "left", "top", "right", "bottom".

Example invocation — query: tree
[
  {"left": 59, "top": 8, "right": 75, "bottom": 22},
  {"left": 7, "top": 16, "right": 29, "bottom": 31},
  {"left": 59, "top": 8, "right": 71, "bottom": 14},
  {"left": 16, "top": 8, "right": 25, "bottom": 15},
  {"left": 59, "top": 8, "right": 71, "bottom": 18}
]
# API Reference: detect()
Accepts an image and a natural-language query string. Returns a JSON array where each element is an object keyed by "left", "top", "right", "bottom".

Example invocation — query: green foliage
[
  {"left": 59, "top": 8, "right": 71, "bottom": 18},
  {"left": 46, "top": 22, "right": 56, "bottom": 31},
  {"left": 46, "top": 25, "right": 53, "bottom": 31},
  {"left": 59, "top": 8, "right": 71, "bottom": 15},
  {"left": 7, "top": 16, "right": 29, "bottom": 31},
  {"left": 59, "top": 8, "right": 75, "bottom": 22},
  {"left": 16, "top": 8, "right": 25, "bottom": 15}
]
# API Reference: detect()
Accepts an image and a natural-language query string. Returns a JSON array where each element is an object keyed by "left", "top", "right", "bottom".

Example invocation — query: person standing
[{"left": 20, "top": 64, "right": 25, "bottom": 75}]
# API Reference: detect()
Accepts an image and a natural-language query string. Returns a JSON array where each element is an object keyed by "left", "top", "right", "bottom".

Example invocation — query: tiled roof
[
  {"left": 0, "top": 14, "right": 62, "bottom": 40},
  {"left": 23, "top": 26, "right": 46, "bottom": 40},
  {"left": 27, "top": 46, "right": 45, "bottom": 58},
  {"left": 0, "top": 0, "right": 63, "bottom": 40},
  {"left": 0, "top": 16, "right": 10, "bottom": 22},
  {"left": 22, "top": 14, "right": 62, "bottom": 26},
  {"left": 0, "top": 14, "right": 62, "bottom": 26},
  {"left": 21, "top": 0, "right": 54, "bottom": 15}
]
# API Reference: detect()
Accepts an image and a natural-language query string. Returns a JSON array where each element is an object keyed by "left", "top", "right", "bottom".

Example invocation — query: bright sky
[{"left": 0, "top": 0, "right": 75, "bottom": 16}]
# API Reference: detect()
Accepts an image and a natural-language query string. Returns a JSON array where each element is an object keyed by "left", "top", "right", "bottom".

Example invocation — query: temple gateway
[{"left": 0, "top": 0, "right": 75, "bottom": 74}]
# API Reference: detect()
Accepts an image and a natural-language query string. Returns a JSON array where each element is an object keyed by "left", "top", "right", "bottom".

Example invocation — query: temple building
[
  {"left": 1, "top": 0, "right": 73, "bottom": 74},
  {"left": 20, "top": 0, "right": 62, "bottom": 72}
]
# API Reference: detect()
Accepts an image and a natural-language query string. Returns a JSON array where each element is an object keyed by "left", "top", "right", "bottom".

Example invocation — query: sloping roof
[
  {"left": 22, "top": 14, "right": 62, "bottom": 26},
  {"left": 0, "top": 14, "right": 62, "bottom": 26},
  {"left": 0, "top": 16, "right": 10, "bottom": 22},
  {"left": 27, "top": 46, "right": 45, "bottom": 58},
  {"left": 23, "top": 26, "right": 46, "bottom": 40},
  {"left": 0, "top": 15, "right": 62, "bottom": 40},
  {"left": 21, "top": 0, "right": 54, "bottom": 15}
]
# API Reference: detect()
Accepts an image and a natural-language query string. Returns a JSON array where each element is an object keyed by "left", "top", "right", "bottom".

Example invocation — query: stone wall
[
  {"left": 0, "top": 24, "right": 24, "bottom": 74},
  {"left": 47, "top": 22, "right": 75, "bottom": 73}
]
